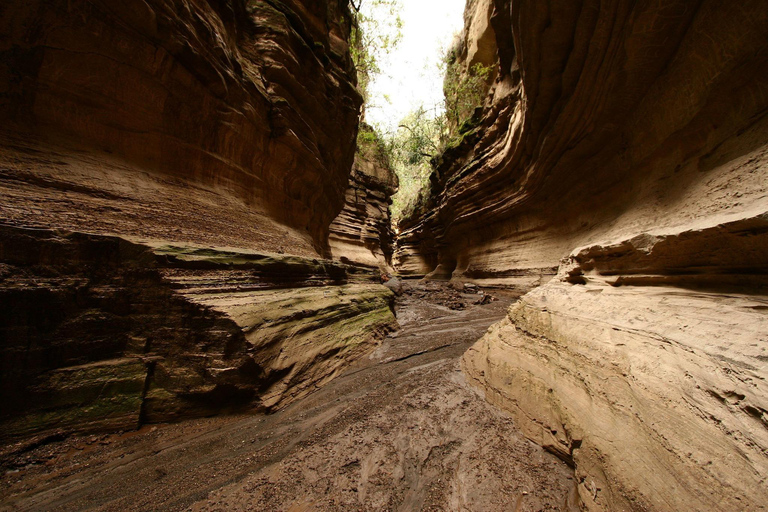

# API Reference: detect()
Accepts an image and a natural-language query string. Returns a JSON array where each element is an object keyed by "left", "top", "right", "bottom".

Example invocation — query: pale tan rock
[
  {"left": 400, "top": 1, "right": 768, "bottom": 510},
  {"left": 463, "top": 0, "right": 498, "bottom": 70},
  {"left": 463, "top": 212, "right": 768, "bottom": 510}
]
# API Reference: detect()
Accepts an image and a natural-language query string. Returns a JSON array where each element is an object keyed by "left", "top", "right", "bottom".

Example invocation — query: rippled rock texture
[
  {"left": 398, "top": 0, "right": 768, "bottom": 510},
  {"left": 464, "top": 214, "right": 768, "bottom": 511},
  {"left": 397, "top": 0, "right": 768, "bottom": 289},
  {"left": 0, "top": 0, "right": 399, "bottom": 444},
  {"left": 329, "top": 127, "right": 398, "bottom": 270}
]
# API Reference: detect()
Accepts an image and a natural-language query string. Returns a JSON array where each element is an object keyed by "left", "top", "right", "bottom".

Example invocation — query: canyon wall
[
  {"left": 0, "top": 0, "right": 360, "bottom": 255},
  {"left": 398, "top": 0, "right": 768, "bottom": 510},
  {"left": 0, "top": 226, "right": 395, "bottom": 443},
  {"left": 0, "top": 0, "right": 397, "bottom": 444},
  {"left": 329, "top": 126, "right": 398, "bottom": 270}
]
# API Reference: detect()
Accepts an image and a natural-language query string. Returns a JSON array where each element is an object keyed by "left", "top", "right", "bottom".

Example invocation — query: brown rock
[
  {"left": 397, "top": 0, "right": 768, "bottom": 288},
  {"left": 329, "top": 125, "right": 399, "bottom": 269},
  {"left": 0, "top": 0, "right": 399, "bottom": 443},
  {"left": 0, "top": 226, "right": 397, "bottom": 443},
  {"left": 0, "top": 0, "right": 361, "bottom": 255},
  {"left": 383, "top": 276, "right": 404, "bottom": 296}
]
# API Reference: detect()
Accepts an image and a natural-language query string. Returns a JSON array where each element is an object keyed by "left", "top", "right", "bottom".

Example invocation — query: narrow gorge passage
[
  {"left": 2, "top": 0, "right": 767, "bottom": 510},
  {"left": 0, "top": 282, "right": 576, "bottom": 512}
]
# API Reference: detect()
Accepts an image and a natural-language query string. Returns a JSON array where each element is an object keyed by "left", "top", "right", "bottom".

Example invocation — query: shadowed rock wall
[
  {"left": 397, "top": 0, "right": 768, "bottom": 510},
  {"left": 0, "top": 225, "right": 395, "bottom": 444},
  {"left": 0, "top": 0, "right": 401, "bottom": 444},
  {"left": 0, "top": 0, "right": 361, "bottom": 254}
]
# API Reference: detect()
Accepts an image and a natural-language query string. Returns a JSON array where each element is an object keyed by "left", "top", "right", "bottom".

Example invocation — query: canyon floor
[{"left": 0, "top": 282, "right": 577, "bottom": 512}]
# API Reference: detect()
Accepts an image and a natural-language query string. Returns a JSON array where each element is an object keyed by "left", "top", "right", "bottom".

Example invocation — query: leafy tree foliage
[
  {"left": 389, "top": 108, "right": 445, "bottom": 223},
  {"left": 348, "top": 5, "right": 493, "bottom": 225},
  {"left": 349, "top": 0, "right": 403, "bottom": 112},
  {"left": 387, "top": 48, "right": 493, "bottom": 224}
]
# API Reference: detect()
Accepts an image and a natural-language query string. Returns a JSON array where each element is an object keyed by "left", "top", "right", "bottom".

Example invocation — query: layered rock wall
[
  {"left": 0, "top": 0, "right": 361, "bottom": 254},
  {"left": 0, "top": 225, "right": 395, "bottom": 445},
  {"left": 397, "top": 0, "right": 768, "bottom": 290},
  {"left": 329, "top": 128, "right": 398, "bottom": 270},
  {"left": 398, "top": 0, "right": 768, "bottom": 509},
  {"left": 0, "top": 0, "right": 401, "bottom": 444},
  {"left": 464, "top": 214, "right": 768, "bottom": 511}
]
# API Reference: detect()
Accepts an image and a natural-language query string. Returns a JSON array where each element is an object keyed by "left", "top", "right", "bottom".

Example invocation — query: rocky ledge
[
  {"left": 0, "top": 225, "right": 396, "bottom": 447},
  {"left": 464, "top": 211, "right": 768, "bottom": 511}
]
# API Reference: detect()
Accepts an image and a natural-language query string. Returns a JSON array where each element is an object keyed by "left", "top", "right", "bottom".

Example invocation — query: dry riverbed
[{"left": 1, "top": 281, "right": 577, "bottom": 511}]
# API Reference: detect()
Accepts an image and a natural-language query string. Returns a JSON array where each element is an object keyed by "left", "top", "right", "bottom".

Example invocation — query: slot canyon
[{"left": 1, "top": 0, "right": 766, "bottom": 510}]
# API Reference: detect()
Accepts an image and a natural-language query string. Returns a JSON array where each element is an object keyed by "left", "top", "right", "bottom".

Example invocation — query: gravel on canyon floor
[{"left": 0, "top": 281, "right": 577, "bottom": 512}]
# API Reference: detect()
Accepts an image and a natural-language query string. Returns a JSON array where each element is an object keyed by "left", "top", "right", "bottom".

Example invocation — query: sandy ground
[{"left": 0, "top": 282, "right": 577, "bottom": 511}]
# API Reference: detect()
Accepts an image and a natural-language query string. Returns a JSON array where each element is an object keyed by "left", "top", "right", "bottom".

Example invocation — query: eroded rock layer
[
  {"left": 0, "top": 225, "right": 395, "bottom": 444},
  {"left": 329, "top": 128, "right": 398, "bottom": 270},
  {"left": 464, "top": 213, "right": 768, "bottom": 511},
  {"left": 397, "top": 0, "right": 768, "bottom": 288},
  {"left": 0, "top": 0, "right": 361, "bottom": 254},
  {"left": 398, "top": 0, "right": 768, "bottom": 510}
]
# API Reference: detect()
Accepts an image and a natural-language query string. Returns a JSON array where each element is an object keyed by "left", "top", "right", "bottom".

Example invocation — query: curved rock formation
[
  {"left": 464, "top": 214, "right": 768, "bottom": 511},
  {"left": 0, "top": 0, "right": 399, "bottom": 444},
  {"left": 0, "top": 0, "right": 360, "bottom": 254},
  {"left": 0, "top": 225, "right": 395, "bottom": 444},
  {"left": 397, "top": 0, "right": 768, "bottom": 289},
  {"left": 398, "top": 0, "right": 768, "bottom": 510}
]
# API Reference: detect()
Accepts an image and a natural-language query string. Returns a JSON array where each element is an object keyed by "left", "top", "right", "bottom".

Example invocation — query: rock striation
[
  {"left": 397, "top": 0, "right": 768, "bottom": 291},
  {"left": 0, "top": 0, "right": 361, "bottom": 255},
  {"left": 0, "top": 225, "right": 395, "bottom": 445},
  {"left": 0, "top": 0, "right": 398, "bottom": 444},
  {"left": 464, "top": 214, "right": 768, "bottom": 511},
  {"left": 398, "top": 0, "right": 768, "bottom": 510},
  {"left": 329, "top": 126, "right": 398, "bottom": 270}
]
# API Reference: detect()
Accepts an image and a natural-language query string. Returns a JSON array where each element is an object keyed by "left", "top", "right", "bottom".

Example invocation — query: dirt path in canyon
[{"left": 1, "top": 282, "right": 577, "bottom": 512}]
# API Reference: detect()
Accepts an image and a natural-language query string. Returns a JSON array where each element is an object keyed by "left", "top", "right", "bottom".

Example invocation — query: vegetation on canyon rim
[
  {"left": 349, "top": 0, "right": 492, "bottom": 224},
  {"left": 349, "top": 0, "right": 403, "bottom": 114}
]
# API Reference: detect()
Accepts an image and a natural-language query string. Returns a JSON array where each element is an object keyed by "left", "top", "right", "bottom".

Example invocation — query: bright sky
[{"left": 361, "top": 0, "right": 466, "bottom": 134}]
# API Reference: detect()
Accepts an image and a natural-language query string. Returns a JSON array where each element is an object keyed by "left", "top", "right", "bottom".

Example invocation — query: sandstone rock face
[
  {"left": 464, "top": 213, "right": 768, "bottom": 511},
  {"left": 462, "top": 0, "right": 498, "bottom": 73},
  {"left": 0, "top": 0, "right": 399, "bottom": 443},
  {"left": 397, "top": 0, "right": 768, "bottom": 289},
  {"left": 329, "top": 129, "right": 398, "bottom": 269},
  {"left": 0, "top": 0, "right": 361, "bottom": 254},
  {"left": 398, "top": 0, "right": 768, "bottom": 510}
]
